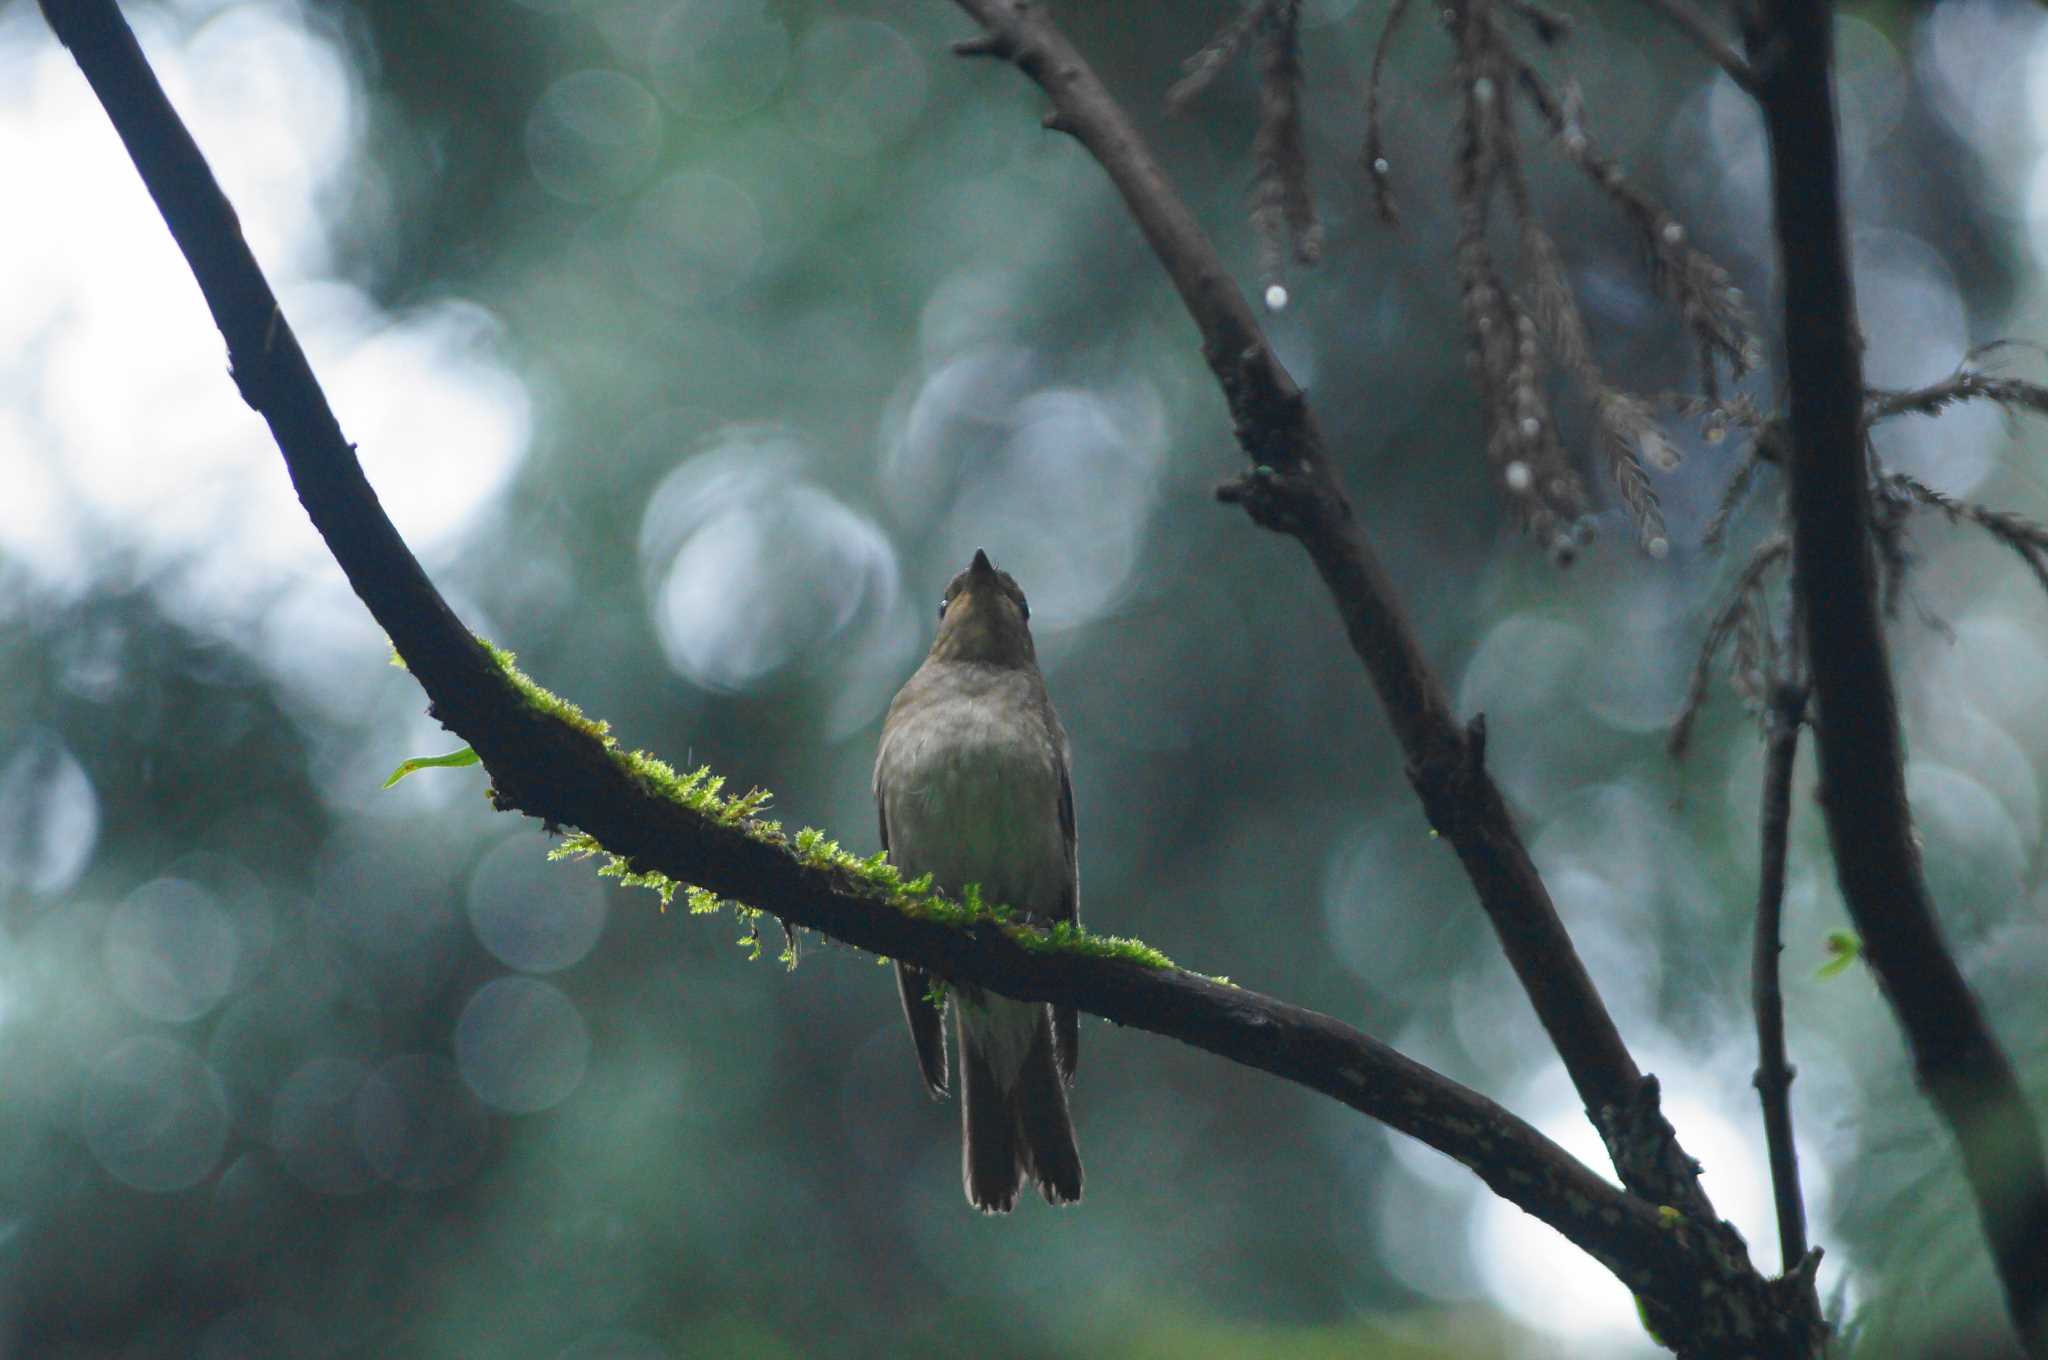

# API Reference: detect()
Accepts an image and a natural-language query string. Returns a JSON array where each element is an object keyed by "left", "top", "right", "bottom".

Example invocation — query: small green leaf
[
  {"left": 382, "top": 746, "right": 480, "bottom": 788},
  {"left": 1815, "top": 928, "right": 1862, "bottom": 980}
]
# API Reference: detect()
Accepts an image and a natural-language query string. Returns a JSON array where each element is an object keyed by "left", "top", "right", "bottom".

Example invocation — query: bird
[{"left": 873, "top": 549, "right": 1082, "bottom": 1212}]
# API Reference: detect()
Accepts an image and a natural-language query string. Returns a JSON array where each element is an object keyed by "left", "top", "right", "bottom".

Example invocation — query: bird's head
[{"left": 928, "top": 549, "right": 1036, "bottom": 668}]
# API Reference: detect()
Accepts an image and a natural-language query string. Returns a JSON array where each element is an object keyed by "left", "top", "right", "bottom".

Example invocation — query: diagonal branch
[
  {"left": 949, "top": 0, "right": 1709, "bottom": 1217},
  {"left": 1745, "top": 4, "right": 2048, "bottom": 1352},
  {"left": 33, "top": 0, "right": 1774, "bottom": 1336}
]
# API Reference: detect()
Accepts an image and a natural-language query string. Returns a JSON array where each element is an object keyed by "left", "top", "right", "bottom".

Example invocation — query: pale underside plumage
[{"left": 875, "top": 653, "right": 1081, "bottom": 1212}]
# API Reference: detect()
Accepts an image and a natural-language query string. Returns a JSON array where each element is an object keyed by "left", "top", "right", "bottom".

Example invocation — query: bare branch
[
  {"left": 1696, "top": 414, "right": 1778, "bottom": 549},
  {"left": 1753, "top": 681, "right": 1811, "bottom": 1276},
  {"left": 1362, "top": 0, "right": 1415, "bottom": 223},
  {"left": 1168, "top": 0, "right": 1273, "bottom": 111},
  {"left": 1745, "top": 3, "right": 2048, "bottom": 1348}
]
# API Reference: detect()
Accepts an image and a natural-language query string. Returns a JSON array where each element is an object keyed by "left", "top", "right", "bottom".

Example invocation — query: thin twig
[
  {"left": 1635, "top": 0, "right": 1758, "bottom": 93},
  {"left": 1362, "top": 0, "right": 1415, "bottom": 223},
  {"left": 1699, "top": 434, "right": 1767, "bottom": 548},
  {"left": 1514, "top": 59, "right": 1759, "bottom": 390},
  {"left": 1500, "top": 0, "right": 1571, "bottom": 44},
  {"left": 1668, "top": 534, "right": 1788, "bottom": 756},
  {"left": 1168, "top": 0, "right": 1273, "bottom": 110},
  {"left": 1753, "top": 680, "right": 1810, "bottom": 1275},
  {"left": 1883, "top": 471, "right": 2048, "bottom": 601},
  {"left": 1867, "top": 371, "right": 2048, "bottom": 423}
]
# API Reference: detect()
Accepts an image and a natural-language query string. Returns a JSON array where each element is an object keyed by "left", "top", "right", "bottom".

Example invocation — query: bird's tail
[{"left": 961, "top": 1003, "right": 1082, "bottom": 1213}]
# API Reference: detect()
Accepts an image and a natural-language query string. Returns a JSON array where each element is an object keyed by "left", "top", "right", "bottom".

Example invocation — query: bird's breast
[{"left": 877, "top": 683, "right": 1066, "bottom": 917}]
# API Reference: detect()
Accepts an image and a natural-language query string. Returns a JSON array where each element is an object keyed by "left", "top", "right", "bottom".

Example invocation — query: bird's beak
[{"left": 969, "top": 548, "right": 995, "bottom": 579}]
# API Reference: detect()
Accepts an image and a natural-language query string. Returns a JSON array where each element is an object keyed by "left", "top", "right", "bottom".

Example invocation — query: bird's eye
[
  {"left": 936, "top": 596, "right": 947, "bottom": 619},
  {"left": 1017, "top": 599, "right": 1029, "bottom": 621}
]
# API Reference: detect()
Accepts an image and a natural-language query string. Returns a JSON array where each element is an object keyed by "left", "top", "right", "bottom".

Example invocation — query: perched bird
[{"left": 873, "top": 549, "right": 1082, "bottom": 1212}]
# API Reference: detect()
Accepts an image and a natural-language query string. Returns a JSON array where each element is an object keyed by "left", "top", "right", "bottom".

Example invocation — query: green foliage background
[{"left": 3, "top": 0, "right": 2047, "bottom": 1356}]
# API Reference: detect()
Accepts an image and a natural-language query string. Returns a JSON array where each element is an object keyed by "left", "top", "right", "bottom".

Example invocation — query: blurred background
[{"left": 3, "top": 0, "right": 2047, "bottom": 1355}]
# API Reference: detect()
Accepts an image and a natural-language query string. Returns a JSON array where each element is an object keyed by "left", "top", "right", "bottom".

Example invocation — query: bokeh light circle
[
  {"left": 786, "top": 19, "right": 927, "bottom": 155},
  {"left": 624, "top": 171, "right": 765, "bottom": 308},
  {"left": 105, "top": 876, "right": 240, "bottom": 1022},
  {"left": 648, "top": 0, "right": 789, "bottom": 122},
  {"left": 82, "top": 1035, "right": 230, "bottom": 1193},
  {"left": 527, "top": 69, "right": 662, "bottom": 204},
  {"left": 353, "top": 1053, "right": 489, "bottom": 1191},
  {"left": 1854, "top": 229, "right": 1991, "bottom": 494},
  {"left": 0, "top": 728, "right": 99, "bottom": 897},
  {"left": 640, "top": 430, "right": 899, "bottom": 691},
  {"left": 456, "top": 976, "right": 592, "bottom": 1114},
  {"left": 934, "top": 383, "right": 1167, "bottom": 628},
  {"left": 271, "top": 1056, "right": 377, "bottom": 1196},
  {"left": 1472, "top": 1084, "right": 1779, "bottom": 1347},
  {"left": 468, "top": 835, "right": 609, "bottom": 973}
]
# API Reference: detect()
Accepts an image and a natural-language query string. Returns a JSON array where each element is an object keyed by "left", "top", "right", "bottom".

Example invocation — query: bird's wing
[
  {"left": 1054, "top": 756, "right": 1079, "bottom": 1083},
  {"left": 881, "top": 799, "right": 950, "bottom": 1099}
]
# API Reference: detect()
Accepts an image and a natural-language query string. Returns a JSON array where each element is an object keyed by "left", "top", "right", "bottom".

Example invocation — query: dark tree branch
[
  {"left": 29, "top": 0, "right": 1824, "bottom": 1347},
  {"left": 1752, "top": 681, "right": 1809, "bottom": 1276},
  {"left": 1745, "top": 5, "right": 2048, "bottom": 1352},
  {"left": 947, "top": 0, "right": 1725, "bottom": 1228}
]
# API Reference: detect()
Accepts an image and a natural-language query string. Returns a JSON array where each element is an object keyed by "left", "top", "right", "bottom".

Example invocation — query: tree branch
[
  {"left": 30, "top": 0, "right": 1801, "bottom": 1341},
  {"left": 1634, "top": 0, "right": 1757, "bottom": 93},
  {"left": 1745, "top": 4, "right": 2048, "bottom": 1352},
  {"left": 948, "top": 0, "right": 1708, "bottom": 1220},
  {"left": 1752, "top": 681, "right": 1809, "bottom": 1276}
]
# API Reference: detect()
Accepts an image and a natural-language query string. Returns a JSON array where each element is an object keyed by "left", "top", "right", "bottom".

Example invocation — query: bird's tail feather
[
  {"left": 962, "top": 1030, "right": 1021, "bottom": 1213},
  {"left": 961, "top": 1008, "right": 1082, "bottom": 1213},
  {"left": 1016, "top": 1018, "right": 1083, "bottom": 1206}
]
